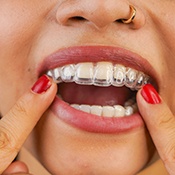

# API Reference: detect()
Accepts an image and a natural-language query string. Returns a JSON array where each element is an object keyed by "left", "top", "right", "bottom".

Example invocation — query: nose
[{"left": 56, "top": 0, "right": 145, "bottom": 29}]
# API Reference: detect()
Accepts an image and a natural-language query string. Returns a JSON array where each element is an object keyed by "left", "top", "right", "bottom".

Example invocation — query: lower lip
[{"left": 51, "top": 96, "right": 144, "bottom": 133}]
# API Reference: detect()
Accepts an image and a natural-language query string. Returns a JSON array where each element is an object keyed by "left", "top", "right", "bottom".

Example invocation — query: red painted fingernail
[
  {"left": 31, "top": 75, "right": 52, "bottom": 94},
  {"left": 141, "top": 84, "right": 161, "bottom": 104}
]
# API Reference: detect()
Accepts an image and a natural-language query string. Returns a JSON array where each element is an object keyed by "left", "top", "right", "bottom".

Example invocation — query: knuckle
[
  {"left": 0, "top": 130, "right": 10, "bottom": 150},
  {"left": 10, "top": 98, "right": 29, "bottom": 118},
  {"left": 155, "top": 111, "right": 174, "bottom": 129},
  {"left": 0, "top": 129, "right": 19, "bottom": 154},
  {"left": 0, "top": 133, "right": 19, "bottom": 174},
  {"left": 163, "top": 144, "right": 175, "bottom": 165}
]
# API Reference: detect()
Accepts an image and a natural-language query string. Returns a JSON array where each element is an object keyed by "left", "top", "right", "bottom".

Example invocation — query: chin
[{"left": 27, "top": 110, "right": 155, "bottom": 175}]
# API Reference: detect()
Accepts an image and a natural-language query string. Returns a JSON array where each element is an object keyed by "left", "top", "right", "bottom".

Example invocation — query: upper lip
[{"left": 38, "top": 45, "right": 159, "bottom": 89}]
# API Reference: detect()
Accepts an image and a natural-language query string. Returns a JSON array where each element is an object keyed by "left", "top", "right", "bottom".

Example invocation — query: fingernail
[
  {"left": 141, "top": 84, "right": 161, "bottom": 104},
  {"left": 31, "top": 75, "right": 52, "bottom": 94}
]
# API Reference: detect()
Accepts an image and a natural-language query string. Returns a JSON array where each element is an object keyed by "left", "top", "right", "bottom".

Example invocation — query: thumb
[
  {"left": 2, "top": 161, "right": 29, "bottom": 174},
  {"left": 0, "top": 75, "right": 57, "bottom": 173},
  {"left": 137, "top": 84, "right": 175, "bottom": 174}
]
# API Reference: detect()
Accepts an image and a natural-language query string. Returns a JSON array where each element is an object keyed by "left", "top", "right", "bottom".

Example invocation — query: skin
[{"left": 1, "top": 0, "right": 175, "bottom": 174}]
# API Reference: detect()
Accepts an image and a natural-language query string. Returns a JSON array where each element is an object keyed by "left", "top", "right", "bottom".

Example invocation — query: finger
[
  {"left": 0, "top": 75, "right": 57, "bottom": 173},
  {"left": 137, "top": 84, "right": 175, "bottom": 174},
  {"left": 2, "top": 161, "right": 29, "bottom": 174}
]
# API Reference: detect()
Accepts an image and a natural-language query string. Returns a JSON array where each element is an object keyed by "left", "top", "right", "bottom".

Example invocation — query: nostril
[
  {"left": 115, "top": 19, "right": 124, "bottom": 23},
  {"left": 56, "top": 2, "right": 145, "bottom": 29},
  {"left": 71, "top": 16, "right": 86, "bottom": 21}
]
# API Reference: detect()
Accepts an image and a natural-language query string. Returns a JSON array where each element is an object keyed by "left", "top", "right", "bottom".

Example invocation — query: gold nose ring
[{"left": 121, "top": 5, "right": 136, "bottom": 24}]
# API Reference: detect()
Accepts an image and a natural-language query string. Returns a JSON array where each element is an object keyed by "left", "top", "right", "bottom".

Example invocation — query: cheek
[
  {"left": 0, "top": 1, "right": 47, "bottom": 70},
  {"left": 0, "top": 2, "right": 44, "bottom": 114}
]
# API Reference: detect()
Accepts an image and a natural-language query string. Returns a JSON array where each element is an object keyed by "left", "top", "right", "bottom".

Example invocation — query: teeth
[
  {"left": 75, "top": 63, "right": 94, "bottom": 85},
  {"left": 47, "top": 61, "right": 150, "bottom": 90},
  {"left": 135, "top": 73, "right": 146, "bottom": 90},
  {"left": 46, "top": 62, "right": 146, "bottom": 117},
  {"left": 47, "top": 68, "right": 62, "bottom": 83},
  {"left": 125, "top": 68, "right": 138, "bottom": 89},
  {"left": 69, "top": 97, "right": 137, "bottom": 118},
  {"left": 91, "top": 105, "right": 103, "bottom": 116},
  {"left": 112, "top": 65, "right": 126, "bottom": 87},
  {"left": 94, "top": 62, "right": 113, "bottom": 87},
  {"left": 124, "top": 98, "right": 135, "bottom": 107},
  {"left": 79, "top": 105, "right": 91, "bottom": 113},
  {"left": 60, "top": 64, "right": 75, "bottom": 82},
  {"left": 71, "top": 104, "right": 80, "bottom": 110},
  {"left": 114, "top": 105, "right": 125, "bottom": 117},
  {"left": 70, "top": 103, "right": 137, "bottom": 117},
  {"left": 125, "top": 106, "right": 134, "bottom": 116},
  {"left": 102, "top": 106, "right": 115, "bottom": 117}
]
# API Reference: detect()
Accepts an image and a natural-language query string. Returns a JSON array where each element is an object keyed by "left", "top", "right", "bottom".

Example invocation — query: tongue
[{"left": 59, "top": 83, "right": 133, "bottom": 106}]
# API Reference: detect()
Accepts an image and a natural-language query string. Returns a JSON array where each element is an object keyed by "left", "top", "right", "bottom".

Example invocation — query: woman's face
[{"left": 1, "top": 1, "right": 175, "bottom": 174}]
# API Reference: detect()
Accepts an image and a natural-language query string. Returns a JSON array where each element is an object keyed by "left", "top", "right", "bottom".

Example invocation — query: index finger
[
  {"left": 0, "top": 75, "right": 57, "bottom": 173},
  {"left": 137, "top": 84, "right": 175, "bottom": 174}
]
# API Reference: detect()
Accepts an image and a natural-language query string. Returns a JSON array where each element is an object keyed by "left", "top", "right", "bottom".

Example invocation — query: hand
[
  {"left": 0, "top": 75, "right": 57, "bottom": 174},
  {"left": 137, "top": 84, "right": 175, "bottom": 175}
]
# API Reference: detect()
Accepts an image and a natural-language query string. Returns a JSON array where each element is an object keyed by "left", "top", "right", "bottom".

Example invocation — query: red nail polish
[
  {"left": 141, "top": 84, "right": 161, "bottom": 104},
  {"left": 31, "top": 75, "right": 52, "bottom": 94}
]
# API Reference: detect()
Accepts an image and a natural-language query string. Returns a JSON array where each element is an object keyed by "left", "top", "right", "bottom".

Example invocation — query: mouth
[
  {"left": 40, "top": 46, "right": 157, "bottom": 133},
  {"left": 47, "top": 61, "right": 150, "bottom": 116}
]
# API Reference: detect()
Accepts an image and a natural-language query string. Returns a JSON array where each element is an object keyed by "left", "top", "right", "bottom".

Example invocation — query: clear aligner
[{"left": 47, "top": 62, "right": 150, "bottom": 90}]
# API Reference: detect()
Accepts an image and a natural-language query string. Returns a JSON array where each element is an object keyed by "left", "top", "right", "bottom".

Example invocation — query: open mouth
[
  {"left": 41, "top": 46, "right": 156, "bottom": 133},
  {"left": 47, "top": 61, "right": 150, "bottom": 118}
]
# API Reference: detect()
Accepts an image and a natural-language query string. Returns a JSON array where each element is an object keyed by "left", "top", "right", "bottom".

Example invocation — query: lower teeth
[{"left": 70, "top": 98, "right": 138, "bottom": 118}]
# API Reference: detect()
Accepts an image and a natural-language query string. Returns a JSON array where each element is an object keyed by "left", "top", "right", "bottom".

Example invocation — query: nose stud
[{"left": 121, "top": 5, "right": 136, "bottom": 24}]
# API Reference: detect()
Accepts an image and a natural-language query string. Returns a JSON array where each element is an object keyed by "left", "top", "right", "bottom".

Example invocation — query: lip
[
  {"left": 38, "top": 45, "right": 159, "bottom": 83},
  {"left": 39, "top": 45, "right": 158, "bottom": 133}
]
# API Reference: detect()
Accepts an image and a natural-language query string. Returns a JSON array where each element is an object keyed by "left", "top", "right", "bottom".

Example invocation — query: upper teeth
[{"left": 46, "top": 62, "right": 149, "bottom": 90}]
